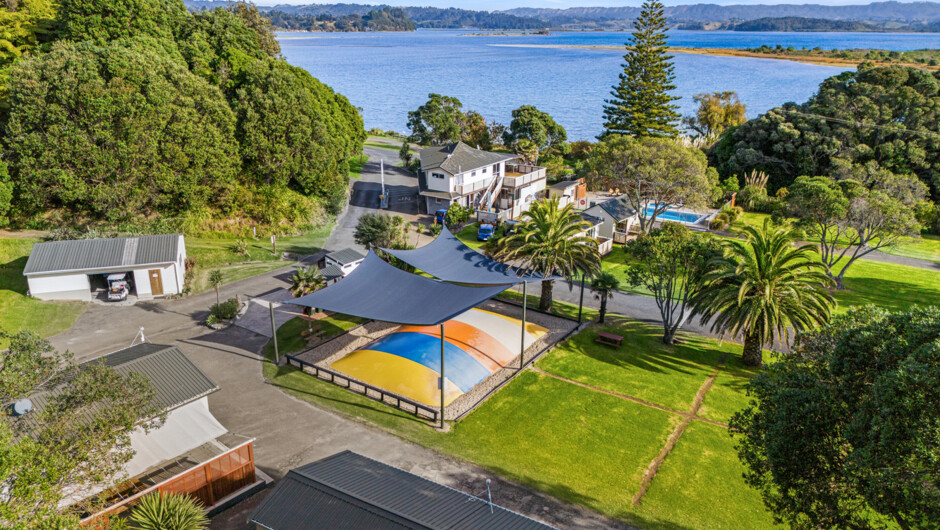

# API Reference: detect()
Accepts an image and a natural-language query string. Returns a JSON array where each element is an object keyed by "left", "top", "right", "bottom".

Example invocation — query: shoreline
[{"left": 487, "top": 43, "right": 939, "bottom": 69}]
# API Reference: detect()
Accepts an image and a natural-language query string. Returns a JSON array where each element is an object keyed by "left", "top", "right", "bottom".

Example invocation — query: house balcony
[
  {"left": 503, "top": 164, "right": 546, "bottom": 188},
  {"left": 453, "top": 178, "right": 492, "bottom": 197}
]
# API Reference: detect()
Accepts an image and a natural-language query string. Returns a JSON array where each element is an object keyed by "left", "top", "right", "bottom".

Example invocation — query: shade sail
[
  {"left": 287, "top": 252, "right": 508, "bottom": 326},
  {"left": 381, "top": 225, "right": 547, "bottom": 285}
]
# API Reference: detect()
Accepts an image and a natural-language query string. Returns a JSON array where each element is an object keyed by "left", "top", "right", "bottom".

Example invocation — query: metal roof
[
  {"left": 327, "top": 248, "right": 366, "bottom": 266},
  {"left": 249, "top": 451, "right": 556, "bottom": 530},
  {"left": 14, "top": 343, "right": 218, "bottom": 432},
  {"left": 419, "top": 142, "right": 517, "bottom": 174},
  {"left": 593, "top": 197, "right": 636, "bottom": 222},
  {"left": 579, "top": 212, "right": 604, "bottom": 226},
  {"left": 321, "top": 264, "right": 344, "bottom": 281},
  {"left": 23, "top": 234, "right": 182, "bottom": 276}
]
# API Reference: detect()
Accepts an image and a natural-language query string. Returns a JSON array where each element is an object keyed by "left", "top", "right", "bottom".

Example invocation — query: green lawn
[
  {"left": 538, "top": 319, "right": 741, "bottom": 414},
  {"left": 263, "top": 306, "right": 775, "bottom": 529},
  {"left": 0, "top": 237, "right": 85, "bottom": 344},
  {"left": 834, "top": 257, "right": 940, "bottom": 313},
  {"left": 349, "top": 155, "right": 368, "bottom": 179},
  {"left": 454, "top": 223, "right": 485, "bottom": 250},
  {"left": 187, "top": 226, "right": 330, "bottom": 293}
]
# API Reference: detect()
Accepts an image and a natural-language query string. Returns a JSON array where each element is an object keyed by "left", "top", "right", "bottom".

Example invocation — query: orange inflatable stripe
[{"left": 400, "top": 321, "right": 516, "bottom": 369}]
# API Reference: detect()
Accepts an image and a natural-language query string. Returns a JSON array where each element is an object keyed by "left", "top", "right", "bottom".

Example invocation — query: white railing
[
  {"left": 503, "top": 165, "right": 546, "bottom": 188},
  {"left": 596, "top": 237, "right": 613, "bottom": 256}
]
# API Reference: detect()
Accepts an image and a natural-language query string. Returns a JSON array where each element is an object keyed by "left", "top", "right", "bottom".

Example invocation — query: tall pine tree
[{"left": 602, "top": 0, "right": 680, "bottom": 138}]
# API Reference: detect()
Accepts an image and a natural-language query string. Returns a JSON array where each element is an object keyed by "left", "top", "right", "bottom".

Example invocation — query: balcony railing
[{"left": 503, "top": 164, "right": 546, "bottom": 188}]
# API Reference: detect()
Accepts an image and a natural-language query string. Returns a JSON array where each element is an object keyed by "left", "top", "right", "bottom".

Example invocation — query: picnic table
[{"left": 595, "top": 332, "right": 623, "bottom": 348}]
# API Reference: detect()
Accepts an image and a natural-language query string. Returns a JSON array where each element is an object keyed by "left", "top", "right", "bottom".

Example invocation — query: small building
[
  {"left": 23, "top": 234, "right": 187, "bottom": 302},
  {"left": 582, "top": 197, "right": 639, "bottom": 243},
  {"left": 417, "top": 142, "right": 547, "bottom": 220},
  {"left": 249, "top": 450, "right": 555, "bottom": 530},
  {"left": 10, "top": 343, "right": 260, "bottom": 525},
  {"left": 318, "top": 248, "right": 366, "bottom": 284},
  {"left": 548, "top": 178, "right": 587, "bottom": 209},
  {"left": 579, "top": 211, "right": 613, "bottom": 255}
]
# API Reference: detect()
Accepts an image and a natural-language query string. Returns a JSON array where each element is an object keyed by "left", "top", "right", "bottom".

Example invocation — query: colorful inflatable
[{"left": 331, "top": 309, "right": 548, "bottom": 407}]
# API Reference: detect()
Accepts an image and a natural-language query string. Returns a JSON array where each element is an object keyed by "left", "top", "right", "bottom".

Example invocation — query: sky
[{"left": 251, "top": 0, "right": 924, "bottom": 8}]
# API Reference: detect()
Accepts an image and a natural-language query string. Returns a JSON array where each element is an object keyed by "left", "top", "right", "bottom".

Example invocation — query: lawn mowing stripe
[
  {"left": 632, "top": 353, "right": 729, "bottom": 506},
  {"left": 531, "top": 366, "right": 729, "bottom": 429}
]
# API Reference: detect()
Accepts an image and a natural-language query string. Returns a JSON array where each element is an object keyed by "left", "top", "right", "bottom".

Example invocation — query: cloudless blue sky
[{"left": 253, "top": 0, "right": 922, "bottom": 9}]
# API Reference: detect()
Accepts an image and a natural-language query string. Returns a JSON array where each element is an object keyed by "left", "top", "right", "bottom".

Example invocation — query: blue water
[
  {"left": 644, "top": 206, "right": 704, "bottom": 224},
  {"left": 278, "top": 29, "right": 940, "bottom": 140}
]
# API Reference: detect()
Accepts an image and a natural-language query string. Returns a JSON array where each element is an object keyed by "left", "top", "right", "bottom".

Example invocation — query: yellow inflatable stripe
[
  {"left": 331, "top": 349, "right": 463, "bottom": 407},
  {"left": 472, "top": 308, "right": 549, "bottom": 338}
]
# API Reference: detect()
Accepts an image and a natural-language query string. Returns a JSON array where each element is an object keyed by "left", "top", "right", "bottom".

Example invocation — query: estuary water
[{"left": 278, "top": 30, "right": 940, "bottom": 140}]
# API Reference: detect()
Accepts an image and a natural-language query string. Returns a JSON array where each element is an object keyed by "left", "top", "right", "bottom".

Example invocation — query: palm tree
[
  {"left": 495, "top": 197, "right": 601, "bottom": 311},
  {"left": 590, "top": 271, "right": 621, "bottom": 323},
  {"left": 689, "top": 220, "right": 834, "bottom": 367},
  {"left": 208, "top": 269, "right": 224, "bottom": 309},
  {"left": 128, "top": 492, "right": 208, "bottom": 530},
  {"left": 289, "top": 266, "right": 326, "bottom": 315}
]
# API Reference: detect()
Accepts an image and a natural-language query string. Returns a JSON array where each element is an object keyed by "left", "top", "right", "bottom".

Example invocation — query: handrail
[{"left": 285, "top": 355, "right": 439, "bottom": 422}]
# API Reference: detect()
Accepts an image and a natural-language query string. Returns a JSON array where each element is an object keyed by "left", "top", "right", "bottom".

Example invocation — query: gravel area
[{"left": 291, "top": 300, "right": 579, "bottom": 422}]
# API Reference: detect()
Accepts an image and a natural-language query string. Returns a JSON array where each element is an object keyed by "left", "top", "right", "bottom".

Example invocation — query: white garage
[{"left": 23, "top": 234, "right": 187, "bottom": 302}]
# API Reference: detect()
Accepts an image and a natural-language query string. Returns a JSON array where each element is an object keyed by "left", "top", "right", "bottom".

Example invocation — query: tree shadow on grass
[
  {"left": 0, "top": 256, "right": 28, "bottom": 294},
  {"left": 837, "top": 275, "right": 940, "bottom": 313}
]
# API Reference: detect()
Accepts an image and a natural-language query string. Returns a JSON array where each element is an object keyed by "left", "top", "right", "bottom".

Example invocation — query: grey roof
[
  {"left": 327, "top": 248, "right": 366, "bottom": 266},
  {"left": 321, "top": 264, "right": 344, "bottom": 281},
  {"left": 579, "top": 212, "right": 604, "bottom": 226},
  {"left": 549, "top": 180, "right": 578, "bottom": 190},
  {"left": 14, "top": 343, "right": 218, "bottom": 432},
  {"left": 23, "top": 234, "right": 182, "bottom": 276},
  {"left": 250, "top": 451, "right": 555, "bottom": 530},
  {"left": 596, "top": 197, "right": 636, "bottom": 221},
  {"left": 419, "top": 142, "right": 517, "bottom": 174}
]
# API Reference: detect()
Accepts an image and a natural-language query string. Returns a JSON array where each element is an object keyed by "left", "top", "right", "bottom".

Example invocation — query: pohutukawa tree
[
  {"left": 602, "top": 0, "right": 680, "bottom": 138},
  {"left": 625, "top": 222, "right": 720, "bottom": 344},
  {"left": 786, "top": 172, "right": 924, "bottom": 288},
  {"left": 586, "top": 134, "right": 718, "bottom": 234},
  {"left": 494, "top": 197, "right": 600, "bottom": 311},
  {"left": 731, "top": 306, "right": 940, "bottom": 528},
  {"left": 690, "top": 220, "right": 834, "bottom": 367}
]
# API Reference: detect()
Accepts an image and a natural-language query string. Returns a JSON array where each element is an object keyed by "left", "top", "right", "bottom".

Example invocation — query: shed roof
[
  {"left": 249, "top": 451, "right": 555, "bottom": 530},
  {"left": 321, "top": 264, "right": 345, "bottom": 281},
  {"left": 327, "top": 248, "right": 366, "bottom": 266},
  {"left": 23, "top": 234, "right": 182, "bottom": 276},
  {"left": 14, "top": 343, "right": 218, "bottom": 432},
  {"left": 419, "top": 142, "right": 517, "bottom": 174},
  {"left": 579, "top": 212, "right": 604, "bottom": 226}
]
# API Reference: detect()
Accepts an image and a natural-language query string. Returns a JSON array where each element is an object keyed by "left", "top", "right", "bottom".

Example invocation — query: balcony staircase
[{"left": 474, "top": 174, "right": 504, "bottom": 212}]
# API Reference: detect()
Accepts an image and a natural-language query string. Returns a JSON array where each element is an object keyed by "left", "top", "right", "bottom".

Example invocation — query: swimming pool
[{"left": 643, "top": 206, "right": 705, "bottom": 224}]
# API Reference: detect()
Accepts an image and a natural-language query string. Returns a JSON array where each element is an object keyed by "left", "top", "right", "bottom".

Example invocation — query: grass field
[
  {"left": 0, "top": 237, "right": 85, "bottom": 344},
  {"left": 187, "top": 226, "right": 331, "bottom": 293},
  {"left": 349, "top": 155, "right": 368, "bottom": 179},
  {"left": 263, "top": 308, "right": 775, "bottom": 529}
]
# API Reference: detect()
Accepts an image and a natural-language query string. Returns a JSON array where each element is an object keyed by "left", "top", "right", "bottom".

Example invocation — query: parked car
[
  {"left": 107, "top": 273, "right": 130, "bottom": 302},
  {"left": 477, "top": 224, "right": 495, "bottom": 241},
  {"left": 504, "top": 220, "right": 520, "bottom": 235},
  {"left": 435, "top": 209, "right": 448, "bottom": 225}
]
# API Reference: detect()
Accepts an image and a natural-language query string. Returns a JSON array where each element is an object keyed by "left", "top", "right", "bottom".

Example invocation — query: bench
[{"left": 595, "top": 332, "right": 623, "bottom": 348}]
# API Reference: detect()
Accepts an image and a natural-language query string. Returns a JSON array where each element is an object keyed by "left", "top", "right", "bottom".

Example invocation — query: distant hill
[
  {"left": 727, "top": 17, "right": 875, "bottom": 32},
  {"left": 504, "top": 2, "right": 940, "bottom": 26},
  {"left": 185, "top": 2, "right": 548, "bottom": 30},
  {"left": 266, "top": 7, "right": 416, "bottom": 32}
]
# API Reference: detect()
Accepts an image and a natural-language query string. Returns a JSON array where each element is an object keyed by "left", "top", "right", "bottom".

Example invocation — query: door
[{"left": 148, "top": 269, "right": 163, "bottom": 296}]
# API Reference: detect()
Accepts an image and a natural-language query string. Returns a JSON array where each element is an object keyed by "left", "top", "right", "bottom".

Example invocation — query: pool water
[{"left": 644, "top": 207, "right": 704, "bottom": 224}]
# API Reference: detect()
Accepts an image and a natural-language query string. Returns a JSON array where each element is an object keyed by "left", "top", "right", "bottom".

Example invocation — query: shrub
[
  {"left": 211, "top": 298, "right": 240, "bottom": 320},
  {"left": 428, "top": 222, "right": 442, "bottom": 236},
  {"left": 205, "top": 314, "right": 218, "bottom": 327},
  {"left": 232, "top": 239, "right": 249, "bottom": 257},
  {"left": 128, "top": 492, "right": 208, "bottom": 530}
]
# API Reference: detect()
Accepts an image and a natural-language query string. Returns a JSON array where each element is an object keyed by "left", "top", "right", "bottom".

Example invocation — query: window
[
  {"left": 471, "top": 171, "right": 476, "bottom": 177},
  {"left": 435, "top": 198, "right": 441, "bottom": 203},
  {"left": 431, "top": 173, "right": 445, "bottom": 180},
  {"left": 482, "top": 167, "right": 487, "bottom": 174}
]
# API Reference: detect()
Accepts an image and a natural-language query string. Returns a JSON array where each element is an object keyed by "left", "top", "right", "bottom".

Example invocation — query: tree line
[
  {"left": 0, "top": 0, "right": 365, "bottom": 231},
  {"left": 266, "top": 8, "right": 416, "bottom": 32}
]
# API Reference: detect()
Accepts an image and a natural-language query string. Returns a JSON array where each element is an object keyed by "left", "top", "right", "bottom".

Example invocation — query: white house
[
  {"left": 318, "top": 248, "right": 366, "bottom": 284},
  {"left": 582, "top": 197, "right": 639, "bottom": 243},
  {"left": 23, "top": 233, "right": 187, "bottom": 301},
  {"left": 417, "top": 142, "right": 548, "bottom": 219}
]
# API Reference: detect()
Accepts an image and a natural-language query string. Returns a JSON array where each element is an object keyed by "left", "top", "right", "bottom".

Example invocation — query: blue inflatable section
[{"left": 366, "top": 332, "right": 491, "bottom": 392}]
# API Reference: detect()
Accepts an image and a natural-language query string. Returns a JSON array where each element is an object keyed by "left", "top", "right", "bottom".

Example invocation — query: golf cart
[
  {"left": 107, "top": 273, "right": 130, "bottom": 302},
  {"left": 435, "top": 209, "right": 448, "bottom": 225}
]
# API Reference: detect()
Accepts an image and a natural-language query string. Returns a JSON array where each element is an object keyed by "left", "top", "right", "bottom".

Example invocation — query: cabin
[
  {"left": 22, "top": 234, "right": 187, "bottom": 302},
  {"left": 8, "top": 343, "right": 261, "bottom": 525},
  {"left": 417, "top": 142, "right": 547, "bottom": 220},
  {"left": 249, "top": 451, "right": 554, "bottom": 530},
  {"left": 319, "top": 248, "right": 366, "bottom": 284},
  {"left": 548, "top": 178, "right": 587, "bottom": 209},
  {"left": 582, "top": 197, "right": 639, "bottom": 243}
]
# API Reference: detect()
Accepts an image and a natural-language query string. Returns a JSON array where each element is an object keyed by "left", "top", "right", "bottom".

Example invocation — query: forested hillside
[
  {"left": 266, "top": 7, "right": 415, "bottom": 32},
  {"left": 0, "top": 0, "right": 364, "bottom": 232}
]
